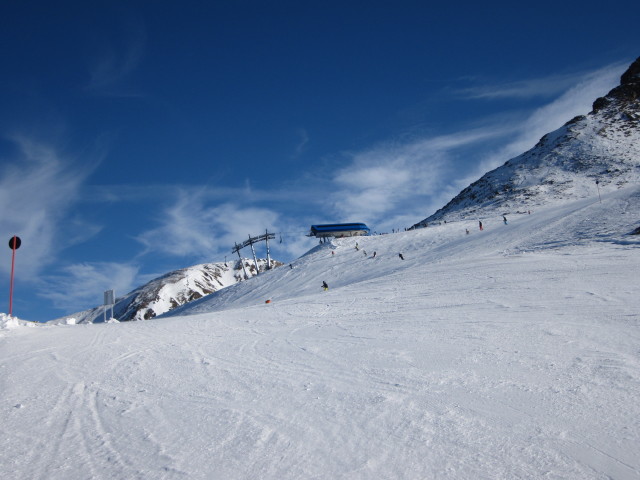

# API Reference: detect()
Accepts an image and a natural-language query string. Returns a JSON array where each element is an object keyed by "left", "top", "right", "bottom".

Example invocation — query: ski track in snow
[{"left": 1, "top": 186, "right": 640, "bottom": 479}]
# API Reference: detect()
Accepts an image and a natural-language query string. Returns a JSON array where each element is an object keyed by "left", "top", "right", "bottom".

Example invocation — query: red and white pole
[{"left": 8, "top": 236, "right": 21, "bottom": 317}]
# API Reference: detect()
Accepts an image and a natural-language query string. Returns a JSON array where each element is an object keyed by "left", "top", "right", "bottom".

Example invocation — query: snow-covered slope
[
  {"left": 3, "top": 186, "right": 639, "bottom": 479},
  {"left": 166, "top": 185, "right": 640, "bottom": 318},
  {"left": 51, "top": 258, "right": 282, "bottom": 324},
  {"left": 414, "top": 56, "right": 640, "bottom": 225}
]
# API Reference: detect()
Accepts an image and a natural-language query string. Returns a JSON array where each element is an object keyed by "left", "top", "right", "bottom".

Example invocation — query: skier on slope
[
  {"left": 322, "top": 281, "right": 329, "bottom": 291},
  {"left": 503, "top": 215, "right": 508, "bottom": 225}
]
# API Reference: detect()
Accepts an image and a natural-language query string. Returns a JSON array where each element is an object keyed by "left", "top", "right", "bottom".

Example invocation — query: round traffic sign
[{"left": 8, "top": 236, "right": 21, "bottom": 250}]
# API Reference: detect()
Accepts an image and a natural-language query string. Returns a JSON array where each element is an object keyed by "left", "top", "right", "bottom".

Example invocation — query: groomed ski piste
[{"left": 2, "top": 186, "right": 639, "bottom": 479}]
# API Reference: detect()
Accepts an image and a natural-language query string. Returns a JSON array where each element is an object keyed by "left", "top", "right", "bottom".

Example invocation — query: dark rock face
[
  {"left": 592, "top": 56, "right": 640, "bottom": 112},
  {"left": 621, "top": 57, "right": 640, "bottom": 85}
]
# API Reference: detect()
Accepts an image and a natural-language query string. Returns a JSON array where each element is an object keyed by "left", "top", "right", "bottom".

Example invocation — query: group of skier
[
  {"left": 322, "top": 213, "right": 517, "bottom": 291},
  {"left": 323, "top": 245, "right": 404, "bottom": 291},
  {"left": 477, "top": 215, "right": 508, "bottom": 232}
]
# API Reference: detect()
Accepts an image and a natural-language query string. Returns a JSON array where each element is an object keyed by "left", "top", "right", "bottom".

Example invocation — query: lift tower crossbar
[{"left": 231, "top": 231, "right": 276, "bottom": 278}]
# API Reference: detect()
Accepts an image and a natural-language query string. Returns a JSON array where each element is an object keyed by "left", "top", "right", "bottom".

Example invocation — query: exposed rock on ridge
[{"left": 594, "top": 56, "right": 640, "bottom": 113}]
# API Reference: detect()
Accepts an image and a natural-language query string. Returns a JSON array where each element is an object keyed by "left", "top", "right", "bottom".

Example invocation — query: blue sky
[{"left": 1, "top": 1, "right": 638, "bottom": 321}]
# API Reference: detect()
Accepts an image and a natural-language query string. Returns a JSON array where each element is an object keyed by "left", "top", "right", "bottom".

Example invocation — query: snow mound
[{"left": 0, "top": 313, "right": 36, "bottom": 330}]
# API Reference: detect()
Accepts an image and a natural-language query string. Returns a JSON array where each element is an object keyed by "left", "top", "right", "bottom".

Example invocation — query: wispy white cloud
[
  {"left": 327, "top": 61, "right": 626, "bottom": 229},
  {"left": 455, "top": 62, "right": 626, "bottom": 101},
  {"left": 456, "top": 73, "right": 583, "bottom": 100},
  {"left": 135, "top": 189, "right": 281, "bottom": 260},
  {"left": 85, "top": 18, "right": 146, "bottom": 95},
  {"left": 90, "top": 181, "right": 315, "bottom": 206},
  {"left": 39, "top": 262, "right": 139, "bottom": 313},
  {"left": 328, "top": 125, "right": 515, "bottom": 229},
  {"left": 0, "top": 136, "right": 100, "bottom": 277}
]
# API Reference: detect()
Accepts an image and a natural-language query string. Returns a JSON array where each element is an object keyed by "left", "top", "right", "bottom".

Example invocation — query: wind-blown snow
[{"left": 1, "top": 186, "right": 639, "bottom": 479}]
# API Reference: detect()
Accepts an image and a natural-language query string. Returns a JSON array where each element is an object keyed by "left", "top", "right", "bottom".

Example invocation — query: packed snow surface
[{"left": 1, "top": 187, "right": 639, "bottom": 479}]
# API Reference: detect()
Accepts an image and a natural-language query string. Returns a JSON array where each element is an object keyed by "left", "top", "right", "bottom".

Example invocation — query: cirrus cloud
[
  {"left": 135, "top": 188, "right": 281, "bottom": 260},
  {"left": 0, "top": 135, "right": 100, "bottom": 277}
]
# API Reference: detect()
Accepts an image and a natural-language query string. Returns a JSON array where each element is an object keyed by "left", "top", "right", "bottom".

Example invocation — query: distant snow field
[{"left": 1, "top": 187, "right": 639, "bottom": 479}]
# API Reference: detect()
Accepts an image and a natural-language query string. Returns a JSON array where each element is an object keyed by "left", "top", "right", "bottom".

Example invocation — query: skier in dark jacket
[
  {"left": 322, "top": 281, "right": 329, "bottom": 291},
  {"left": 398, "top": 253, "right": 404, "bottom": 260}
]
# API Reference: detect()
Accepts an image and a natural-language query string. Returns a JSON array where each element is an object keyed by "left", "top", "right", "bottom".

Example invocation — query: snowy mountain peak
[
  {"left": 50, "top": 258, "right": 283, "bottom": 324},
  {"left": 414, "top": 57, "right": 640, "bottom": 226}
]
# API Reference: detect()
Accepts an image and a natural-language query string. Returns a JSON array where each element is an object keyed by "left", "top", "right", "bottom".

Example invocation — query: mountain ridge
[
  {"left": 413, "top": 57, "right": 640, "bottom": 227},
  {"left": 51, "top": 257, "right": 283, "bottom": 324}
]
